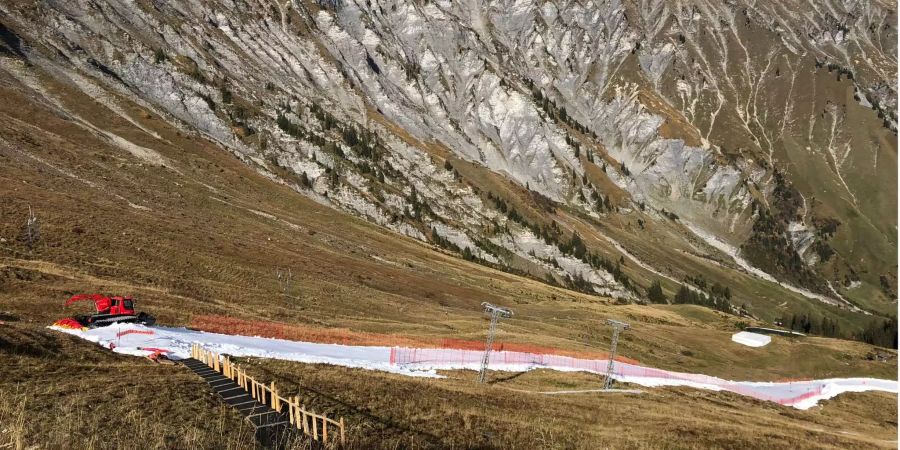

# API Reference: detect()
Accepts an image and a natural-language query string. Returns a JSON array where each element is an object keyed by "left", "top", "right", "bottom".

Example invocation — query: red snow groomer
[{"left": 54, "top": 294, "right": 156, "bottom": 329}]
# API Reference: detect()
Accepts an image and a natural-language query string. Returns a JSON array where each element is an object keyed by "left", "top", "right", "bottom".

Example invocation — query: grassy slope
[
  {"left": 0, "top": 63, "right": 895, "bottom": 448},
  {"left": 0, "top": 323, "right": 258, "bottom": 449}
]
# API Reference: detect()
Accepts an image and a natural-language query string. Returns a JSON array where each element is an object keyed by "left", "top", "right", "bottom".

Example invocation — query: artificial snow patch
[
  {"left": 50, "top": 324, "right": 438, "bottom": 377},
  {"left": 50, "top": 324, "right": 897, "bottom": 410},
  {"left": 731, "top": 331, "right": 772, "bottom": 347}
]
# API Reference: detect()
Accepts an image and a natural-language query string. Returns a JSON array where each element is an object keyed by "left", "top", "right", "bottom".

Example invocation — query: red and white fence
[{"left": 389, "top": 347, "right": 836, "bottom": 407}]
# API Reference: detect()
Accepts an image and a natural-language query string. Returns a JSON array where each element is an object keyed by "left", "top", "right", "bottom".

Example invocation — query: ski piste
[{"left": 51, "top": 323, "right": 897, "bottom": 410}]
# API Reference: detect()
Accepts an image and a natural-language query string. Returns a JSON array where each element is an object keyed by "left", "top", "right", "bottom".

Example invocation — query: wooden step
[{"left": 179, "top": 358, "right": 305, "bottom": 449}]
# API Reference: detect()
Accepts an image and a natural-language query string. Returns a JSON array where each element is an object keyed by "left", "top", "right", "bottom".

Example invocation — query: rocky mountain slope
[{"left": 0, "top": 0, "right": 895, "bottom": 334}]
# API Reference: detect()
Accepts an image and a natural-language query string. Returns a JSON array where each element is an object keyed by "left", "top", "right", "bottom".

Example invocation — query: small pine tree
[
  {"left": 674, "top": 285, "right": 692, "bottom": 304},
  {"left": 647, "top": 280, "right": 666, "bottom": 303}
]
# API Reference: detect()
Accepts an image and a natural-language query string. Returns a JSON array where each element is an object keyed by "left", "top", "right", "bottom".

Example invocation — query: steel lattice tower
[
  {"left": 478, "top": 302, "right": 513, "bottom": 383},
  {"left": 603, "top": 319, "right": 630, "bottom": 390}
]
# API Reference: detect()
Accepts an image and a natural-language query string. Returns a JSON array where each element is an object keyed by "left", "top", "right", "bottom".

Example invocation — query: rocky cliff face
[{"left": 0, "top": 0, "right": 895, "bottom": 321}]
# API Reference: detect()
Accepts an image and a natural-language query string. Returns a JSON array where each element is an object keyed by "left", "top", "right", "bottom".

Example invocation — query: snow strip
[{"left": 51, "top": 324, "right": 897, "bottom": 410}]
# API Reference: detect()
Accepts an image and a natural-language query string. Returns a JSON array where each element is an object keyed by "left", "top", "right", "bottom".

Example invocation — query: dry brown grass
[
  {"left": 0, "top": 65, "right": 893, "bottom": 379},
  {"left": 0, "top": 57, "right": 895, "bottom": 449},
  {"left": 2, "top": 321, "right": 895, "bottom": 449},
  {"left": 0, "top": 323, "right": 259, "bottom": 449}
]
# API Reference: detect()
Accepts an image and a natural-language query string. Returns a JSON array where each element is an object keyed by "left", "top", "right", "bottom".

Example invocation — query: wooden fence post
[
  {"left": 185, "top": 346, "right": 346, "bottom": 445},
  {"left": 288, "top": 396, "right": 294, "bottom": 425},
  {"left": 270, "top": 382, "right": 277, "bottom": 410},
  {"left": 294, "top": 397, "right": 301, "bottom": 431},
  {"left": 301, "top": 404, "right": 309, "bottom": 435}
]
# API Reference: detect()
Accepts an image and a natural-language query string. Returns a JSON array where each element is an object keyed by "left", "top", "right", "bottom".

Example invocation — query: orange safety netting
[
  {"left": 438, "top": 338, "right": 639, "bottom": 364},
  {"left": 190, "top": 315, "right": 432, "bottom": 347},
  {"left": 190, "top": 315, "right": 639, "bottom": 364},
  {"left": 116, "top": 329, "right": 155, "bottom": 338}
]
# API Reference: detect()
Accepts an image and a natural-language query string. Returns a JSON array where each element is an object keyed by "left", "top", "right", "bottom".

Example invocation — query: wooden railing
[{"left": 191, "top": 343, "right": 346, "bottom": 444}]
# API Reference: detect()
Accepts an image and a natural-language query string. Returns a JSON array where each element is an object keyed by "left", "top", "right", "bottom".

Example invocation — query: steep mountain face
[{"left": 0, "top": 0, "right": 895, "bottom": 327}]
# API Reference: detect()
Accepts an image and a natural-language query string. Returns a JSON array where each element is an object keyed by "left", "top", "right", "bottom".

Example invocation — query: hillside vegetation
[
  {"left": 0, "top": 66, "right": 894, "bottom": 380},
  {"left": 0, "top": 0, "right": 895, "bottom": 337},
  {"left": 0, "top": 1, "right": 896, "bottom": 448}
]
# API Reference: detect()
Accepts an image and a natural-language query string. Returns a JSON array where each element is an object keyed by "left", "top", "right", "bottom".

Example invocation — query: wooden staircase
[
  {"left": 181, "top": 357, "right": 298, "bottom": 448},
  {"left": 182, "top": 344, "right": 346, "bottom": 448}
]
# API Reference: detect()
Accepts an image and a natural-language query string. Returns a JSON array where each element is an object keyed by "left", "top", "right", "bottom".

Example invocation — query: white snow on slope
[
  {"left": 51, "top": 324, "right": 896, "bottom": 410},
  {"left": 51, "top": 323, "right": 432, "bottom": 377}
]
